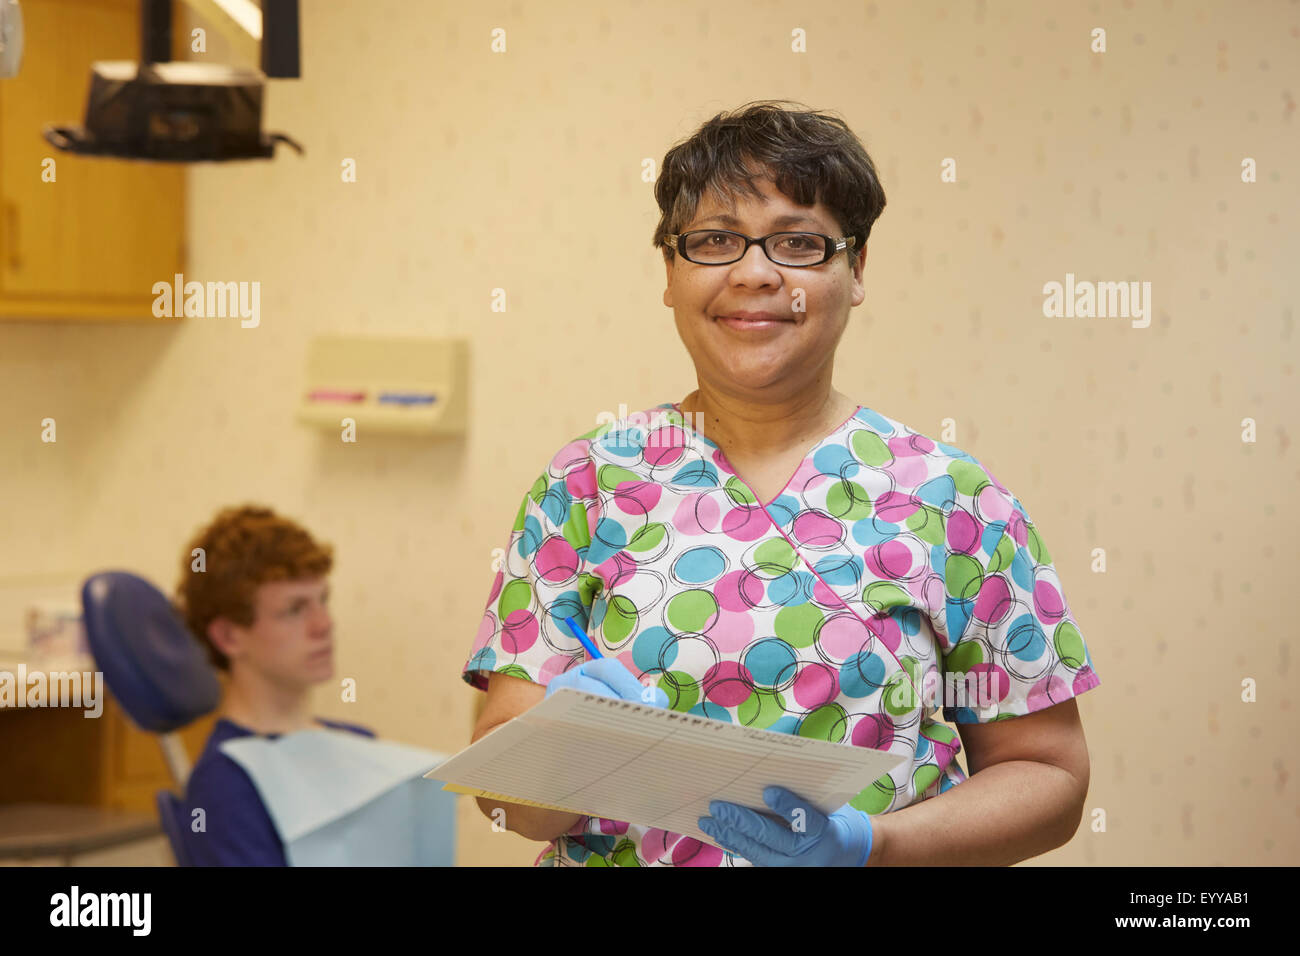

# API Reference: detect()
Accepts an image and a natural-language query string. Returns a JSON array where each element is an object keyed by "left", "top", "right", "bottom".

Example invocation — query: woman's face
[{"left": 663, "top": 175, "right": 868, "bottom": 402}]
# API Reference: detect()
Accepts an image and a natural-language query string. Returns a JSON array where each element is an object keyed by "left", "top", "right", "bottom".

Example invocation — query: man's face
[
  {"left": 220, "top": 578, "right": 334, "bottom": 687},
  {"left": 663, "top": 174, "right": 868, "bottom": 401}
]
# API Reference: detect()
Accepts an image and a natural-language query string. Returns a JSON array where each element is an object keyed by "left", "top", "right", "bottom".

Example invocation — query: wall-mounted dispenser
[{"left": 296, "top": 335, "right": 468, "bottom": 436}]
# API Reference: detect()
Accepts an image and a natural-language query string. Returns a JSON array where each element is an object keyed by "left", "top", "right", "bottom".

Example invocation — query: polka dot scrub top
[{"left": 462, "top": 402, "right": 1101, "bottom": 867}]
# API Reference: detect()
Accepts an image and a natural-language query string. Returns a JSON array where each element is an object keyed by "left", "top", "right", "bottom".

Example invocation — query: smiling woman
[{"left": 463, "top": 100, "right": 1100, "bottom": 868}]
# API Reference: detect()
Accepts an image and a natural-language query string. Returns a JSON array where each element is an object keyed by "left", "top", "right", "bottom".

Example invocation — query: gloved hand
[
  {"left": 698, "top": 786, "right": 874, "bottom": 867},
  {"left": 545, "top": 657, "right": 669, "bottom": 708}
]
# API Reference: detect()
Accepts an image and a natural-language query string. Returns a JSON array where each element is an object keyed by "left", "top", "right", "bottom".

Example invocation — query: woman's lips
[{"left": 715, "top": 315, "right": 793, "bottom": 331}]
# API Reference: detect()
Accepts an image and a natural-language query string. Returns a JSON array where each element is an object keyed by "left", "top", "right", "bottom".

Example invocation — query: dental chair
[{"left": 81, "top": 570, "right": 221, "bottom": 866}]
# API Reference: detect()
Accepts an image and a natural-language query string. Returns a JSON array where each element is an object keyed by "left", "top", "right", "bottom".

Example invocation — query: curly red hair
[{"left": 172, "top": 504, "right": 334, "bottom": 671}]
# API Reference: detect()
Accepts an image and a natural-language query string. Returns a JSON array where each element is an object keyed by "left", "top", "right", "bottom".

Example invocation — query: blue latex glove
[
  {"left": 698, "top": 786, "right": 874, "bottom": 867},
  {"left": 545, "top": 657, "right": 669, "bottom": 708}
]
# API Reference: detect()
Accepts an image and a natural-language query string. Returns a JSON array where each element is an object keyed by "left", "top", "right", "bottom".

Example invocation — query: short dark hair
[
  {"left": 652, "top": 99, "right": 887, "bottom": 263},
  {"left": 172, "top": 504, "right": 334, "bottom": 671}
]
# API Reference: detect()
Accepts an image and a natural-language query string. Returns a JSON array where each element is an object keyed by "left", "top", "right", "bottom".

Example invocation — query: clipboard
[{"left": 426, "top": 688, "right": 909, "bottom": 848}]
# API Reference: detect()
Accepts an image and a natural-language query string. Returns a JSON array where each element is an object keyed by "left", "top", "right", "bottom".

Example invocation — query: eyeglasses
[{"left": 666, "top": 229, "right": 856, "bottom": 267}]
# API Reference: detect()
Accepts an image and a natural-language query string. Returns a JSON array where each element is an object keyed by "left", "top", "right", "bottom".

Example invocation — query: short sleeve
[
  {"left": 940, "top": 466, "right": 1100, "bottom": 724},
  {"left": 462, "top": 441, "right": 604, "bottom": 692},
  {"left": 183, "top": 757, "right": 287, "bottom": 866}
]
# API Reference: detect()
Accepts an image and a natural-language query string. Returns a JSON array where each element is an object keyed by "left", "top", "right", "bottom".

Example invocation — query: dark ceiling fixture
[{"left": 41, "top": 0, "right": 303, "bottom": 163}]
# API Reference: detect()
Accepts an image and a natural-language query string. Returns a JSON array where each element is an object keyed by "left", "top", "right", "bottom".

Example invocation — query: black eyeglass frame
[{"left": 666, "top": 229, "right": 857, "bottom": 267}]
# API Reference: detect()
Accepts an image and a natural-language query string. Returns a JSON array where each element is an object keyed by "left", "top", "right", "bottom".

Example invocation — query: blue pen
[{"left": 563, "top": 616, "right": 603, "bottom": 659}]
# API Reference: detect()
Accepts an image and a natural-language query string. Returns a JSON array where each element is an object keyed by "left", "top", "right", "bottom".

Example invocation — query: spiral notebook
[{"left": 426, "top": 688, "right": 910, "bottom": 847}]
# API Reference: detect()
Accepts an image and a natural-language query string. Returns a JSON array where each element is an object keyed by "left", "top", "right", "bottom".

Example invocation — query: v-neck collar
[{"left": 665, "top": 401, "right": 864, "bottom": 508}]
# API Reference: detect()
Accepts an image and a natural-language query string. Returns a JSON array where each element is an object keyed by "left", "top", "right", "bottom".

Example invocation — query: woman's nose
[{"left": 729, "top": 242, "right": 782, "bottom": 281}]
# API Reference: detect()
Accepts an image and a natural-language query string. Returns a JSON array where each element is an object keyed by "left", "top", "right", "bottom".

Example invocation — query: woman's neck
[{"left": 680, "top": 384, "right": 858, "bottom": 460}]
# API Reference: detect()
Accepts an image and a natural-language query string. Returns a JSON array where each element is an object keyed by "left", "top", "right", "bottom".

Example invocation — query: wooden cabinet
[
  {"left": 102, "top": 695, "right": 217, "bottom": 811},
  {"left": 0, "top": 690, "right": 218, "bottom": 811},
  {"left": 0, "top": 0, "right": 185, "bottom": 321}
]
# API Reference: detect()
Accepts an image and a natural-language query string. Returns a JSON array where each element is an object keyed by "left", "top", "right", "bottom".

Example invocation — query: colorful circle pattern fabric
[{"left": 463, "top": 403, "right": 1101, "bottom": 867}]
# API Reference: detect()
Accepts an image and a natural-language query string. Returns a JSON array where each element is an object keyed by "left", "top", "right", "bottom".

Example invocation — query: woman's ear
[{"left": 849, "top": 241, "right": 869, "bottom": 306}]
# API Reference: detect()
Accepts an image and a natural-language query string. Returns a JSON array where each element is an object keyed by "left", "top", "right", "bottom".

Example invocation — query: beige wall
[{"left": 1, "top": 0, "right": 1296, "bottom": 865}]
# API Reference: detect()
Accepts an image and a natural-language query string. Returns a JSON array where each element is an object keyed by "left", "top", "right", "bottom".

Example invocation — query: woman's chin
[{"left": 712, "top": 366, "right": 793, "bottom": 391}]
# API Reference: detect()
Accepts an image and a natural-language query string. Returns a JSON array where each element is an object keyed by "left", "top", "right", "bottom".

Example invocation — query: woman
[{"left": 463, "top": 100, "right": 1099, "bottom": 867}]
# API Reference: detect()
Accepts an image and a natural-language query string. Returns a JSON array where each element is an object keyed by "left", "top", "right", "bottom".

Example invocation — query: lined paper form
[{"left": 426, "top": 688, "right": 910, "bottom": 847}]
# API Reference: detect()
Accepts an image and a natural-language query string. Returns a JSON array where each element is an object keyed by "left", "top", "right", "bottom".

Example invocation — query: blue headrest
[{"left": 81, "top": 571, "right": 221, "bottom": 733}]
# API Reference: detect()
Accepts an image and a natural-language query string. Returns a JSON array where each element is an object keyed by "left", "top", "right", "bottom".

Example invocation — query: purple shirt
[{"left": 182, "top": 716, "right": 375, "bottom": 866}]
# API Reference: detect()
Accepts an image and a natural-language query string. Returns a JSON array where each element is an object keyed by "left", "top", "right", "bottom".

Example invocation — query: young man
[{"left": 172, "top": 504, "right": 372, "bottom": 866}]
